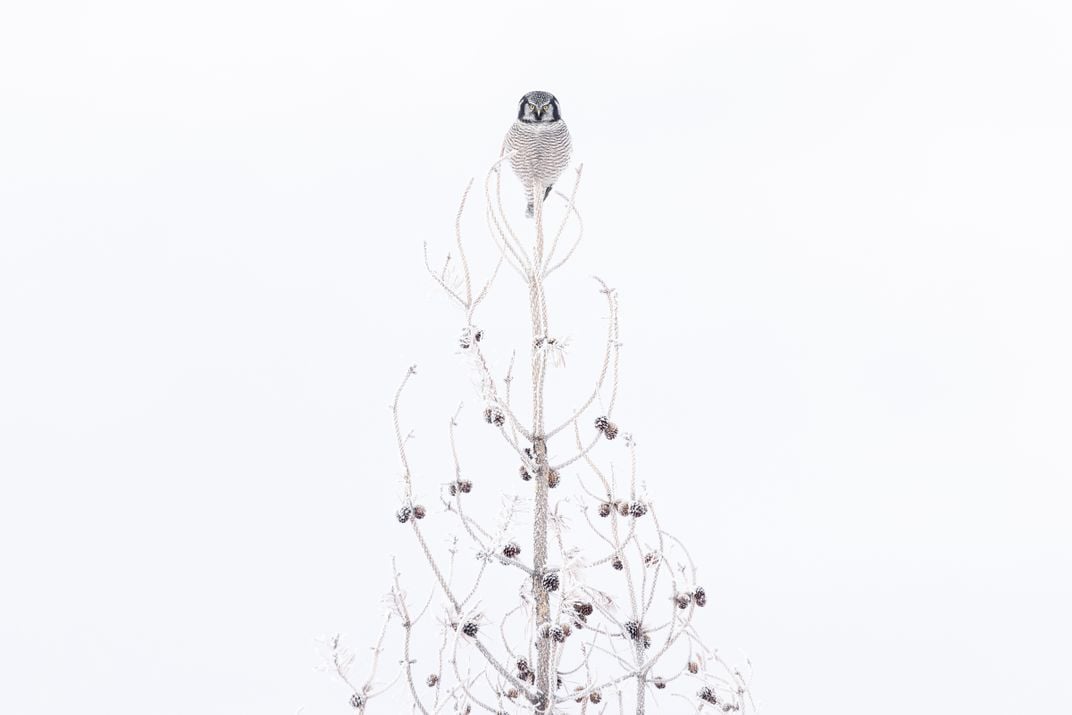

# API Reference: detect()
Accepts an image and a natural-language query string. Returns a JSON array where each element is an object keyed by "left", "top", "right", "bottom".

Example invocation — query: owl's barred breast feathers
[{"left": 505, "top": 120, "right": 572, "bottom": 194}]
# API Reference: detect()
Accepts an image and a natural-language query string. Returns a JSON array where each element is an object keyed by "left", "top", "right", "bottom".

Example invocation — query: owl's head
[{"left": 518, "top": 91, "right": 561, "bottom": 123}]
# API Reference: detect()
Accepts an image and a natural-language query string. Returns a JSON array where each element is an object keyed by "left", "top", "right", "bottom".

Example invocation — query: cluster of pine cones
[
  {"left": 597, "top": 499, "right": 647, "bottom": 518},
  {"left": 395, "top": 504, "right": 427, "bottom": 523},
  {"left": 594, "top": 415, "right": 619, "bottom": 440}
]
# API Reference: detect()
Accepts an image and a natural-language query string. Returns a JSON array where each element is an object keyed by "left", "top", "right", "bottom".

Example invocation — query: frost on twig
[{"left": 325, "top": 156, "right": 753, "bottom": 713}]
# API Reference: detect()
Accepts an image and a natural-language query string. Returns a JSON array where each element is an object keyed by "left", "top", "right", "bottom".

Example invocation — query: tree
[{"left": 325, "top": 154, "right": 752, "bottom": 713}]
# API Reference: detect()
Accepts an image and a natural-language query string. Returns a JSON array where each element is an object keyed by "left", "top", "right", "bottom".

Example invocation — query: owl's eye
[{"left": 528, "top": 103, "right": 536, "bottom": 111}]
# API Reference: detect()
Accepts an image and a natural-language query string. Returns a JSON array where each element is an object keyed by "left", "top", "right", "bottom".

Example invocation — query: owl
[{"left": 504, "top": 90, "right": 572, "bottom": 218}]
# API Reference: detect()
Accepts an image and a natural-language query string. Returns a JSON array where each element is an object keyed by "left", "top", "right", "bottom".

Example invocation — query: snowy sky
[{"left": 1, "top": 1, "right": 1070, "bottom": 713}]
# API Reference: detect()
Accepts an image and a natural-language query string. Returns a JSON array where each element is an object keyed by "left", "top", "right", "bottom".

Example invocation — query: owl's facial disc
[{"left": 519, "top": 91, "right": 559, "bottom": 122}]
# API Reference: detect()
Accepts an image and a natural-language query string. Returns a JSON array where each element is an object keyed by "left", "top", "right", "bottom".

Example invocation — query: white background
[{"left": 2, "top": 1, "right": 1070, "bottom": 713}]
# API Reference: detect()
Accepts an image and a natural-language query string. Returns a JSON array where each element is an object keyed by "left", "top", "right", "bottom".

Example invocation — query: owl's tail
[{"left": 524, "top": 185, "right": 553, "bottom": 219}]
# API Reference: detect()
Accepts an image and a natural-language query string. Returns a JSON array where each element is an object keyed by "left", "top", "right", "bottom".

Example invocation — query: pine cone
[
  {"left": 603, "top": 422, "right": 619, "bottom": 440},
  {"left": 624, "top": 620, "right": 642, "bottom": 641},
  {"left": 573, "top": 601, "right": 594, "bottom": 617},
  {"left": 461, "top": 621, "right": 479, "bottom": 637},
  {"left": 617, "top": 501, "right": 630, "bottom": 516},
  {"left": 694, "top": 586, "right": 707, "bottom": 607},
  {"left": 506, "top": 687, "right": 519, "bottom": 700},
  {"left": 458, "top": 479, "right": 472, "bottom": 493},
  {"left": 653, "top": 677, "right": 667, "bottom": 689},
  {"left": 598, "top": 502, "right": 612, "bottom": 517},
  {"left": 483, "top": 406, "right": 505, "bottom": 427},
  {"left": 547, "top": 468, "right": 560, "bottom": 488},
  {"left": 550, "top": 624, "right": 566, "bottom": 642},
  {"left": 594, "top": 416, "right": 610, "bottom": 432},
  {"left": 519, "top": 465, "right": 532, "bottom": 481},
  {"left": 699, "top": 686, "right": 718, "bottom": 704},
  {"left": 396, "top": 506, "right": 412, "bottom": 523},
  {"left": 541, "top": 572, "right": 560, "bottom": 592},
  {"left": 629, "top": 501, "right": 648, "bottom": 517},
  {"left": 589, "top": 691, "right": 602, "bottom": 704},
  {"left": 503, "top": 542, "right": 521, "bottom": 559},
  {"left": 413, "top": 505, "right": 426, "bottom": 520},
  {"left": 675, "top": 592, "right": 692, "bottom": 609},
  {"left": 349, "top": 693, "right": 365, "bottom": 708},
  {"left": 688, "top": 660, "right": 700, "bottom": 674},
  {"left": 612, "top": 556, "right": 624, "bottom": 570},
  {"left": 426, "top": 674, "right": 438, "bottom": 687}
]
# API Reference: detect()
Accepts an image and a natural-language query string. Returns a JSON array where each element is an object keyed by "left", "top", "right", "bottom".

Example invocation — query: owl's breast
[{"left": 505, "top": 121, "right": 572, "bottom": 189}]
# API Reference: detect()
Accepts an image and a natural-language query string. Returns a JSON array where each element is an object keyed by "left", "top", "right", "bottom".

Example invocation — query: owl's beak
[{"left": 535, "top": 106, "right": 545, "bottom": 119}]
